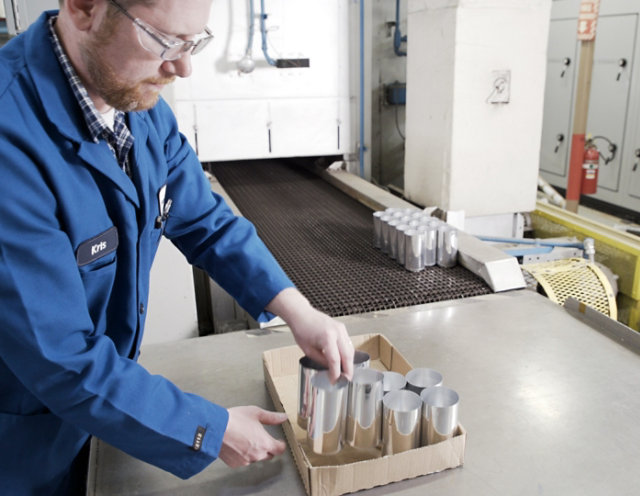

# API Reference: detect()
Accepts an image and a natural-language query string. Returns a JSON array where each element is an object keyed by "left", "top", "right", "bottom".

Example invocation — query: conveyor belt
[{"left": 208, "top": 160, "right": 491, "bottom": 317}]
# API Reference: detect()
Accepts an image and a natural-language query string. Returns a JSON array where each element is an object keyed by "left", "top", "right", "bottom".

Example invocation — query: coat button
[{"left": 139, "top": 303, "right": 145, "bottom": 314}]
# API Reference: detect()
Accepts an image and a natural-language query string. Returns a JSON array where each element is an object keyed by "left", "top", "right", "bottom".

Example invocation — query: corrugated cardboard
[{"left": 263, "top": 333, "right": 466, "bottom": 496}]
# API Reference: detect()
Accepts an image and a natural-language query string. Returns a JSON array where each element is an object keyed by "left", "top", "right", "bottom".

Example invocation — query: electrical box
[{"left": 384, "top": 82, "right": 406, "bottom": 106}]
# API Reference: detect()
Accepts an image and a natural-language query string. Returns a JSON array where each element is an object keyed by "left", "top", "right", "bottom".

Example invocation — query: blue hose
[
  {"left": 394, "top": 0, "right": 407, "bottom": 56},
  {"left": 478, "top": 236, "right": 586, "bottom": 249},
  {"left": 359, "top": 0, "right": 365, "bottom": 177},
  {"left": 260, "top": 0, "right": 277, "bottom": 66}
]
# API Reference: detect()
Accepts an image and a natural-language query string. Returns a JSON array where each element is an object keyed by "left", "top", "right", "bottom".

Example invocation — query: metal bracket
[{"left": 564, "top": 297, "right": 640, "bottom": 356}]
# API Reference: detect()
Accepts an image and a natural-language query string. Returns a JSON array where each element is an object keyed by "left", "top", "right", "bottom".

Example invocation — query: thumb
[{"left": 257, "top": 408, "right": 289, "bottom": 426}]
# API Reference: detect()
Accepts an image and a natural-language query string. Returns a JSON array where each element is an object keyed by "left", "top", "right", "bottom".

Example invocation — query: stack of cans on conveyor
[
  {"left": 372, "top": 207, "right": 458, "bottom": 271},
  {"left": 298, "top": 353, "right": 460, "bottom": 456}
]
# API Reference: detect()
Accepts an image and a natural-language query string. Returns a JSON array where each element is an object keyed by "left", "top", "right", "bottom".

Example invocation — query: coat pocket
[
  {"left": 0, "top": 410, "right": 89, "bottom": 492},
  {"left": 79, "top": 256, "right": 117, "bottom": 333}
]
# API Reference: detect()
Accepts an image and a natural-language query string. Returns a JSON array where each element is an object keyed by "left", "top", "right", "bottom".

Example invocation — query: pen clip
[
  {"left": 155, "top": 198, "right": 173, "bottom": 229},
  {"left": 162, "top": 199, "right": 173, "bottom": 220}
]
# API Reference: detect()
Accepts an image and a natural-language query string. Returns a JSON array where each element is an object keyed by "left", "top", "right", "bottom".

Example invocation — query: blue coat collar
[{"left": 24, "top": 11, "right": 145, "bottom": 207}]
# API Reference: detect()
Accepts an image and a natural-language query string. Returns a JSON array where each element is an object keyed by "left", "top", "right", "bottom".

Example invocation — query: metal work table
[{"left": 88, "top": 290, "right": 640, "bottom": 495}]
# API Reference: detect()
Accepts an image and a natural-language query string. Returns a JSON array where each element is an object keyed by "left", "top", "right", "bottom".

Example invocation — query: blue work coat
[{"left": 0, "top": 11, "right": 293, "bottom": 494}]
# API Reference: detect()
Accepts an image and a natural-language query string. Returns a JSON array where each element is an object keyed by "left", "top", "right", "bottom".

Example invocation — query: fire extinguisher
[{"left": 581, "top": 140, "right": 599, "bottom": 195}]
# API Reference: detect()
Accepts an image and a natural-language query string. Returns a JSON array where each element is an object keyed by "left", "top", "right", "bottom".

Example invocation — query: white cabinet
[
  {"left": 539, "top": 18, "right": 579, "bottom": 179},
  {"left": 586, "top": 14, "right": 636, "bottom": 193},
  {"left": 168, "top": 0, "right": 355, "bottom": 163}
]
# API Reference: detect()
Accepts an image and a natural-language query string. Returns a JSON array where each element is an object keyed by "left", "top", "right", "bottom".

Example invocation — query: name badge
[{"left": 77, "top": 226, "right": 119, "bottom": 266}]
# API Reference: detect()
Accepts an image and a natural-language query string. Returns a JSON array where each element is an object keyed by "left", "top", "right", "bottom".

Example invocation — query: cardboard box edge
[
  {"left": 263, "top": 333, "right": 465, "bottom": 496},
  {"left": 262, "top": 352, "right": 312, "bottom": 495}
]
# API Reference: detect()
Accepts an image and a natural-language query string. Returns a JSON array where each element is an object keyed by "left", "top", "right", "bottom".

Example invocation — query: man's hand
[
  {"left": 266, "top": 288, "right": 354, "bottom": 382},
  {"left": 219, "top": 406, "right": 288, "bottom": 468}
]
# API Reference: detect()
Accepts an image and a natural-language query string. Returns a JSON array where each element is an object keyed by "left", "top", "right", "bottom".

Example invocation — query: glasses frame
[{"left": 107, "top": 0, "right": 213, "bottom": 61}]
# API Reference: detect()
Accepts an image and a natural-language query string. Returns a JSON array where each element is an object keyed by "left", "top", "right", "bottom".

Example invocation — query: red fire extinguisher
[{"left": 581, "top": 140, "right": 599, "bottom": 195}]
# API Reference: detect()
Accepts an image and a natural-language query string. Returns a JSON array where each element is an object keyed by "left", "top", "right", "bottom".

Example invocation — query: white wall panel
[
  {"left": 269, "top": 98, "right": 351, "bottom": 156},
  {"left": 182, "top": 100, "right": 270, "bottom": 160},
  {"left": 405, "top": 0, "right": 551, "bottom": 217},
  {"left": 169, "top": 0, "right": 354, "bottom": 162},
  {"left": 180, "top": 96, "right": 352, "bottom": 161}
]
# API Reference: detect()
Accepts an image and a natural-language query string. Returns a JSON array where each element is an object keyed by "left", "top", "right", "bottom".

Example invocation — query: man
[{"left": 0, "top": 0, "right": 354, "bottom": 493}]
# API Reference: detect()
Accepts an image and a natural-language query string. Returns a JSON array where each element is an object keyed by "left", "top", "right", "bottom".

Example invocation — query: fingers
[
  {"left": 301, "top": 323, "right": 354, "bottom": 383},
  {"left": 256, "top": 408, "right": 289, "bottom": 426},
  {"left": 283, "top": 302, "right": 354, "bottom": 383},
  {"left": 323, "top": 338, "right": 342, "bottom": 383},
  {"left": 322, "top": 323, "right": 354, "bottom": 382},
  {"left": 219, "top": 406, "right": 289, "bottom": 468},
  {"left": 268, "top": 438, "right": 287, "bottom": 457},
  {"left": 338, "top": 334, "right": 354, "bottom": 381}
]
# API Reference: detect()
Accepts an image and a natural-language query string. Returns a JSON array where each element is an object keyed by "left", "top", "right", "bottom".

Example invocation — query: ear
[{"left": 62, "top": 0, "right": 102, "bottom": 31}]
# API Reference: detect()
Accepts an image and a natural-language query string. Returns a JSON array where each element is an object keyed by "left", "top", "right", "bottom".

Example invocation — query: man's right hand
[{"left": 219, "top": 406, "right": 288, "bottom": 467}]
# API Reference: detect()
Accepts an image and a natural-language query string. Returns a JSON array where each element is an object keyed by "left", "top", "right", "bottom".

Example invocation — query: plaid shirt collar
[{"left": 48, "top": 16, "right": 133, "bottom": 173}]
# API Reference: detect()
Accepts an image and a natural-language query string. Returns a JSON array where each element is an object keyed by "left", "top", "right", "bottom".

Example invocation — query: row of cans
[
  {"left": 299, "top": 353, "right": 460, "bottom": 456},
  {"left": 372, "top": 207, "right": 458, "bottom": 271}
]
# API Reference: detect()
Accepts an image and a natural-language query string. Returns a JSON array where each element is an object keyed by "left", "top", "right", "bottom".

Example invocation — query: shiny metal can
[
  {"left": 307, "top": 371, "right": 349, "bottom": 455},
  {"left": 354, "top": 350, "right": 371, "bottom": 369},
  {"left": 405, "top": 368, "right": 443, "bottom": 395},
  {"left": 403, "top": 229, "right": 426, "bottom": 272},
  {"left": 382, "top": 389, "right": 422, "bottom": 455},
  {"left": 379, "top": 214, "right": 393, "bottom": 254},
  {"left": 297, "top": 356, "right": 326, "bottom": 429},
  {"left": 437, "top": 224, "right": 458, "bottom": 268},
  {"left": 387, "top": 219, "right": 402, "bottom": 260},
  {"left": 372, "top": 211, "right": 386, "bottom": 249},
  {"left": 298, "top": 351, "right": 369, "bottom": 429},
  {"left": 346, "top": 368, "right": 384, "bottom": 450},
  {"left": 382, "top": 371, "right": 406, "bottom": 394},
  {"left": 417, "top": 223, "right": 438, "bottom": 267},
  {"left": 420, "top": 386, "right": 460, "bottom": 445},
  {"left": 395, "top": 224, "right": 411, "bottom": 266}
]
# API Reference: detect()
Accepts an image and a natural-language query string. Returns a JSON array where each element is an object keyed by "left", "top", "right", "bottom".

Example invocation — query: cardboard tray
[{"left": 262, "top": 333, "right": 466, "bottom": 496}]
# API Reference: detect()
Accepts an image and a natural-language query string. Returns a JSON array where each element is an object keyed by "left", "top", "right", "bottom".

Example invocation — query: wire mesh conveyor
[{"left": 208, "top": 160, "right": 492, "bottom": 317}]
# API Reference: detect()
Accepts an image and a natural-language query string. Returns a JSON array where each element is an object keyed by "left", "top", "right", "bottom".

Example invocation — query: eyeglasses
[{"left": 108, "top": 0, "right": 213, "bottom": 61}]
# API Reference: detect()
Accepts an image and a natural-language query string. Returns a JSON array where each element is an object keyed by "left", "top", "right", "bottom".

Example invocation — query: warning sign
[{"left": 577, "top": 0, "right": 600, "bottom": 41}]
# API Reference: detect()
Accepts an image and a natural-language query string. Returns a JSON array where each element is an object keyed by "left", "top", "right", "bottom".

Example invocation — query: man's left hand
[{"left": 266, "top": 288, "right": 354, "bottom": 382}]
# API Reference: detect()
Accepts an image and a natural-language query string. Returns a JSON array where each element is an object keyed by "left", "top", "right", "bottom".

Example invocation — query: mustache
[{"left": 143, "top": 76, "right": 177, "bottom": 86}]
